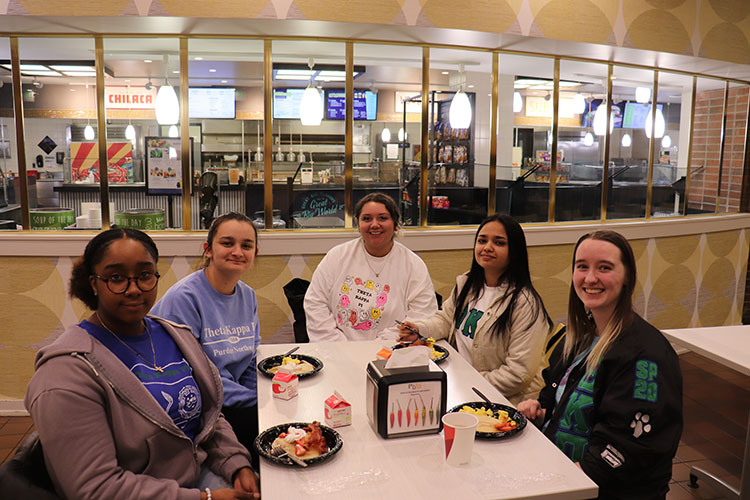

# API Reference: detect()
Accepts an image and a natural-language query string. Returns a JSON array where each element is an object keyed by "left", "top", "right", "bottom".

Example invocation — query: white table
[
  {"left": 257, "top": 341, "right": 598, "bottom": 500},
  {"left": 662, "top": 326, "right": 750, "bottom": 499}
]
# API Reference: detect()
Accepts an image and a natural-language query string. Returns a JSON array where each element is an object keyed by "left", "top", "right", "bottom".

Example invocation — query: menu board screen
[
  {"left": 326, "top": 90, "right": 377, "bottom": 120},
  {"left": 622, "top": 102, "right": 663, "bottom": 129},
  {"left": 189, "top": 88, "right": 236, "bottom": 119},
  {"left": 273, "top": 88, "right": 306, "bottom": 119}
]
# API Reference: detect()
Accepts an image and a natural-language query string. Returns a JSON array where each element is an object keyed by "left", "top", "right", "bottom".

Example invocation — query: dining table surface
[
  {"left": 661, "top": 325, "right": 750, "bottom": 499},
  {"left": 256, "top": 340, "right": 598, "bottom": 500}
]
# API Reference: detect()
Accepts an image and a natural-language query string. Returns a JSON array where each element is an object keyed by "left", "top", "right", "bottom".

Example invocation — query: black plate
[
  {"left": 254, "top": 422, "right": 343, "bottom": 467},
  {"left": 392, "top": 343, "right": 449, "bottom": 364},
  {"left": 447, "top": 401, "right": 527, "bottom": 439},
  {"left": 257, "top": 354, "right": 323, "bottom": 379}
]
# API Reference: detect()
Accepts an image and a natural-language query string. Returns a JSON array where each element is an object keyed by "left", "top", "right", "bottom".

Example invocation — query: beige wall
[{"left": 1, "top": 225, "right": 747, "bottom": 400}]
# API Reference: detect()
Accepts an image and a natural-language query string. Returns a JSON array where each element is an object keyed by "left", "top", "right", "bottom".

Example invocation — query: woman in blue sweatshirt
[{"left": 152, "top": 212, "right": 260, "bottom": 468}]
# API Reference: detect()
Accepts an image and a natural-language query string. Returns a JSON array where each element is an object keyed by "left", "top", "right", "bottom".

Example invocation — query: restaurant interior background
[{"left": 0, "top": 0, "right": 749, "bottom": 404}]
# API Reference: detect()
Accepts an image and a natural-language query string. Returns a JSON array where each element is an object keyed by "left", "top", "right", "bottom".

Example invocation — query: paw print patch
[{"left": 630, "top": 412, "right": 651, "bottom": 438}]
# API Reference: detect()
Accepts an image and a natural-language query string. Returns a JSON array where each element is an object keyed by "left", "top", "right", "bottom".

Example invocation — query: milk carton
[
  {"left": 272, "top": 367, "right": 298, "bottom": 400},
  {"left": 324, "top": 390, "right": 351, "bottom": 428}
]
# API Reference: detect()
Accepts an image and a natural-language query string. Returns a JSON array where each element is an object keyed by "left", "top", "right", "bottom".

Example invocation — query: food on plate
[
  {"left": 268, "top": 356, "right": 316, "bottom": 375},
  {"left": 271, "top": 421, "right": 329, "bottom": 460},
  {"left": 403, "top": 337, "right": 443, "bottom": 360},
  {"left": 458, "top": 405, "right": 519, "bottom": 433}
]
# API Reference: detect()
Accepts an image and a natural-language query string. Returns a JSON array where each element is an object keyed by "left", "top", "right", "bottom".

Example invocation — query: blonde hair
[{"left": 564, "top": 231, "right": 636, "bottom": 374}]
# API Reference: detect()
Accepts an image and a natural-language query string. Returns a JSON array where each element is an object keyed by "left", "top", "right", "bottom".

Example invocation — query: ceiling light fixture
[
  {"left": 635, "top": 86, "right": 650, "bottom": 104},
  {"left": 155, "top": 54, "right": 179, "bottom": 125},
  {"left": 621, "top": 133, "right": 632, "bottom": 147},
  {"left": 84, "top": 83, "right": 95, "bottom": 141},
  {"left": 125, "top": 84, "right": 136, "bottom": 143},
  {"left": 381, "top": 126, "right": 391, "bottom": 143},
  {"left": 398, "top": 127, "right": 406, "bottom": 143},
  {"left": 449, "top": 64, "right": 472, "bottom": 129},
  {"left": 513, "top": 91, "right": 523, "bottom": 113},
  {"left": 299, "top": 58, "right": 323, "bottom": 126},
  {"left": 645, "top": 106, "right": 665, "bottom": 139},
  {"left": 593, "top": 100, "right": 614, "bottom": 136},
  {"left": 583, "top": 132, "right": 594, "bottom": 146},
  {"left": 168, "top": 124, "right": 179, "bottom": 138}
]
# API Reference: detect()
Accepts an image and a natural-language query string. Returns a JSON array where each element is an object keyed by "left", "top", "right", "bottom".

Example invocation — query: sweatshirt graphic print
[{"left": 336, "top": 275, "right": 390, "bottom": 331}]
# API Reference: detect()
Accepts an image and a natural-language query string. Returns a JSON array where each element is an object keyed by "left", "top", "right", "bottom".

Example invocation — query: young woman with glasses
[
  {"left": 151, "top": 212, "right": 261, "bottom": 469},
  {"left": 25, "top": 228, "right": 259, "bottom": 500}
]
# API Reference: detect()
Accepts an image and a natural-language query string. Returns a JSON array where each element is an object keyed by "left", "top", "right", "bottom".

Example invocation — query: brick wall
[{"left": 689, "top": 86, "right": 749, "bottom": 213}]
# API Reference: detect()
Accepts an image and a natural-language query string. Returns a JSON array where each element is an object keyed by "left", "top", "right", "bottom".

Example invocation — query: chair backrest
[
  {"left": 0, "top": 431, "right": 60, "bottom": 499},
  {"left": 544, "top": 323, "right": 566, "bottom": 365},
  {"left": 283, "top": 278, "right": 311, "bottom": 343}
]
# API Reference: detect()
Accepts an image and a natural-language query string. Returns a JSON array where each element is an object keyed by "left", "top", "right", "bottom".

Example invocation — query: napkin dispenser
[{"left": 365, "top": 359, "right": 446, "bottom": 439}]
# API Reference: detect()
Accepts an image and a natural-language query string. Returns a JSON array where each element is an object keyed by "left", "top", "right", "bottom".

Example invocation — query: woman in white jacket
[
  {"left": 398, "top": 214, "right": 552, "bottom": 405},
  {"left": 305, "top": 192, "right": 437, "bottom": 342}
]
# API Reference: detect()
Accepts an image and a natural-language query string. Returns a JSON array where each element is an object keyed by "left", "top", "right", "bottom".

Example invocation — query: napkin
[{"left": 384, "top": 345, "right": 430, "bottom": 369}]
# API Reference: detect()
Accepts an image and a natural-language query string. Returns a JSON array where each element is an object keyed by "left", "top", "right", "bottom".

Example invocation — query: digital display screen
[
  {"left": 326, "top": 90, "right": 378, "bottom": 120},
  {"left": 581, "top": 99, "right": 625, "bottom": 129},
  {"left": 188, "top": 88, "right": 236, "bottom": 119},
  {"left": 622, "top": 102, "right": 663, "bottom": 129},
  {"left": 273, "top": 88, "right": 306, "bottom": 119}
]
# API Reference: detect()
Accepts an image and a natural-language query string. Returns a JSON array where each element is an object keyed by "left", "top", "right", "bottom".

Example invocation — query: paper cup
[{"left": 442, "top": 412, "right": 478, "bottom": 466}]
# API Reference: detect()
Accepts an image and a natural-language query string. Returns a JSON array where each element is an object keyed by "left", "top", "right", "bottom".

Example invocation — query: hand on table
[
  {"left": 207, "top": 488, "right": 257, "bottom": 500},
  {"left": 234, "top": 467, "right": 260, "bottom": 499},
  {"left": 396, "top": 321, "right": 419, "bottom": 343},
  {"left": 517, "top": 399, "right": 546, "bottom": 427}
]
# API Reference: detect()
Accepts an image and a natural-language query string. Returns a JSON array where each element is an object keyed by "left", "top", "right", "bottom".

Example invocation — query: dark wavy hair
[
  {"left": 69, "top": 228, "right": 159, "bottom": 310},
  {"left": 201, "top": 212, "right": 258, "bottom": 268},
  {"left": 566, "top": 230, "right": 637, "bottom": 372},
  {"left": 452, "top": 213, "right": 551, "bottom": 338},
  {"left": 354, "top": 192, "right": 401, "bottom": 232}
]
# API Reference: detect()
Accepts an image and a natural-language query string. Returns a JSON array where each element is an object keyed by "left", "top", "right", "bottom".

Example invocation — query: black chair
[
  {"left": 283, "top": 278, "right": 310, "bottom": 343},
  {"left": 198, "top": 171, "right": 219, "bottom": 229},
  {"left": 0, "top": 431, "right": 60, "bottom": 499}
]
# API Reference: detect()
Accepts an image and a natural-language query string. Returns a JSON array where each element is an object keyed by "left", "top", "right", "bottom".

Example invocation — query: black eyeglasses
[{"left": 94, "top": 271, "right": 160, "bottom": 294}]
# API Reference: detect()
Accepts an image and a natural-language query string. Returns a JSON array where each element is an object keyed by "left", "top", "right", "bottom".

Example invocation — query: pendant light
[
  {"left": 124, "top": 84, "right": 136, "bottom": 142},
  {"left": 83, "top": 84, "right": 95, "bottom": 140},
  {"left": 168, "top": 125, "right": 179, "bottom": 138},
  {"left": 661, "top": 103, "right": 671, "bottom": 148},
  {"left": 635, "top": 86, "right": 650, "bottom": 104},
  {"left": 299, "top": 58, "right": 323, "bottom": 126},
  {"left": 645, "top": 106, "right": 665, "bottom": 139},
  {"left": 621, "top": 133, "right": 632, "bottom": 148},
  {"left": 398, "top": 127, "right": 406, "bottom": 143},
  {"left": 513, "top": 91, "right": 523, "bottom": 113},
  {"left": 449, "top": 64, "right": 472, "bottom": 129},
  {"left": 381, "top": 126, "right": 391, "bottom": 143},
  {"left": 155, "top": 54, "right": 179, "bottom": 125},
  {"left": 593, "top": 100, "right": 613, "bottom": 136},
  {"left": 573, "top": 93, "right": 586, "bottom": 114},
  {"left": 583, "top": 132, "right": 594, "bottom": 146}
]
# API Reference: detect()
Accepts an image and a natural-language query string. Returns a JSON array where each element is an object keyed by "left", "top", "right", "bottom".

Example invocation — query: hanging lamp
[
  {"left": 645, "top": 107, "right": 665, "bottom": 139},
  {"left": 168, "top": 124, "right": 179, "bottom": 138},
  {"left": 83, "top": 84, "right": 95, "bottom": 140},
  {"left": 513, "top": 91, "right": 523, "bottom": 113},
  {"left": 583, "top": 132, "right": 594, "bottom": 146},
  {"left": 621, "top": 133, "right": 632, "bottom": 147},
  {"left": 124, "top": 84, "right": 136, "bottom": 142},
  {"left": 155, "top": 54, "right": 179, "bottom": 125},
  {"left": 449, "top": 64, "right": 472, "bottom": 129},
  {"left": 573, "top": 92, "right": 586, "bottom": 114},
  {"left": 299, "top": 58, "right": 323, "bottom": 126},
  {"left": 635, "top": 86, "right": 650, "bottom": 104},
  {"left": 381, "top": 126, "right": 391, "bottom": 143},
  {"left": 593, "top": 100, "right": 613, "bottom": 136}
]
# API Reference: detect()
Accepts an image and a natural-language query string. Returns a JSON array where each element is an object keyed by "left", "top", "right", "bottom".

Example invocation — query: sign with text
[
  {"left": 105, "top": 86, "right": 157, "bottom": 109},
  {"left": 293, "top": 191, "right": 345, "bottom": 220},
  {"left": 145, "top": 137, "right": 183, "bottom": 194},
  {"left": 525, "top": 96, "right": 576, "bottom": 118}
]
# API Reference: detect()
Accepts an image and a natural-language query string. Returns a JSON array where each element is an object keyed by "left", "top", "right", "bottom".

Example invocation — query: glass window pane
[
  {"left": 717, "top": 82, "right": 749, "bottom": 213},
  {"left": 495, "top": 54, "right": 554, "bottom": 222},
  {"left": 556, "top": 60, "right": 608, "bottom": 222},
  {"left": 427, "top": 48, "right": 491, "bottom": 225},
  {"left": 0, "top": 37, "right": 18, "bottom": 229},
  {"left": 102, "top": 37, "right": 181, "bottom": 230},
  {"left": 688, "top": 78, "right": 725, "bottom": 215},
  {"left": 607, "top": 66, "right": 654, "bottom": 220},
  {"left": 650, "top": 71, "right": 693, "bottom": 217},
  {"left": 271, "top": 40, "right": 346, "bottom": 229},
  {"left": 188, "top": 38, "right": 263, "bottom": 229},
  {"left": 20, "top": 38, "right": 97, "bottom": 230},
  {"left": 353, "top": 43, "right": 421, "bottom": 226}
]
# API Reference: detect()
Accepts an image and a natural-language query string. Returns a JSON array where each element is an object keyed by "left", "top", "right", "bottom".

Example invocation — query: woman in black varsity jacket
[{"left": 518, "top": 231, "right": 683, "bottom": 500}]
